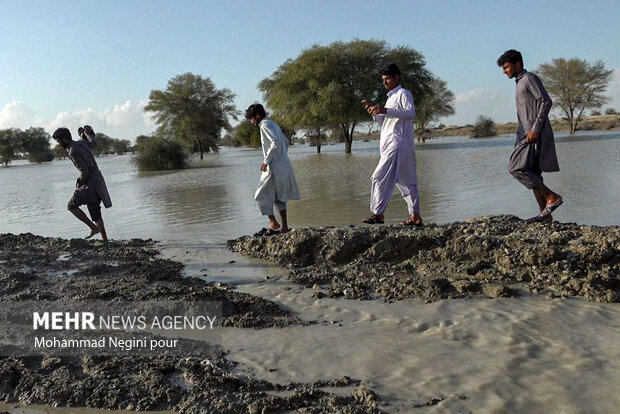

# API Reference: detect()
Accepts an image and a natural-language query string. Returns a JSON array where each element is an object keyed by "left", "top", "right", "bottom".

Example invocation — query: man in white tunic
[
  {"left": 246, "top": 103, "right": 300, "bottom": 235},
  {"left": 362, "top": 64, "right": 423, "bottom": 226}
]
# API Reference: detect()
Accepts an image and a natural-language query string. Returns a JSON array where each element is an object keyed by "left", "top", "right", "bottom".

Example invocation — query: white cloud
[
  {"left": 45, "top": 100, "right": 156, "bottom": 141},
  {"left": 454, "top": 88, "right": 484, "bottom": 103},
  {"left": 0, "top": 101, "right": 35, "bottom": 129},
  {"left": 0, "top": 100, "right": 156, "bottom": 141}
]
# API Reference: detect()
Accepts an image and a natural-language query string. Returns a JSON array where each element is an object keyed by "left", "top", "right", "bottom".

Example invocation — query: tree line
[
  {"left": 139, "top": 39, "right": 615, "bottom": 170},
  {"left": 3, "top": 40, "right": 615, "bottom": 169},
  {"left": 0, "top": 127, "right": 53, "bottom": 166},
  {"left": 0, "top": 127, "right": 134, "bottom": 166}
]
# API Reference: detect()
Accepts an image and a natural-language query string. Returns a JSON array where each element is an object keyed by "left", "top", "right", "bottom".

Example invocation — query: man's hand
[
  {"left": 361, "top": 99, "right": 371, "bottom": 109},
  {"left": 368, "top": 104, "right": 387, "bottom": 116},
  {"left": 84, "top": 125, "right": 95, "bottom": 138},
  {"left": 260, "top": 162, "right": 268, "bottom": 172},
  {"left": 526, "top": 130, "right": 540, "bottom": 143}
]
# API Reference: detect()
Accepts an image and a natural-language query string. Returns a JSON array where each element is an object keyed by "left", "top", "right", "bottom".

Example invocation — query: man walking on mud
[
  {"left": 361, "top": 63, "right": 423, "bottom": 226},
  {"left": 498, "top": 49, "right": 563, "bottom": 222},
  {"left": 52, "top": 125, "right": 112, "bottom": 240},
  {"left": 246, "top": 103, "right": 300, "bottom": 235}
]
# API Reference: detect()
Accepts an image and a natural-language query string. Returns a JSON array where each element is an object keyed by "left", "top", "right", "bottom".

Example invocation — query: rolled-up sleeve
[{"left": 86, "top": 135, "right": 98, "bottom": 150}]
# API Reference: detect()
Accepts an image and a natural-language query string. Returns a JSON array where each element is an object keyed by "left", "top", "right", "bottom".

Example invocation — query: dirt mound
[{"left": 228, "top": 215, "right": 620, "bottom": 302}]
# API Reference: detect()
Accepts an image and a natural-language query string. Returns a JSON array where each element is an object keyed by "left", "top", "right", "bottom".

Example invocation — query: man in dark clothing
[
  {"left": 52, "top": 126, "right": 112, "bottom": 240},
  {"left": 497, "top": 49, "right": 563, "bottom": 222}
]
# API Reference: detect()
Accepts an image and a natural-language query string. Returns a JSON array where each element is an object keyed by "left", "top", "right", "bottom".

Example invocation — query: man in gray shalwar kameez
[
  {"left": 497, "top": 49, "right": 563, "bottom": 222},
  {"left": 52, "top": 126, "right": 112, "bottom": 240},
  {"left": 246, "top": 103, "right": 299, "bottom": 235}
]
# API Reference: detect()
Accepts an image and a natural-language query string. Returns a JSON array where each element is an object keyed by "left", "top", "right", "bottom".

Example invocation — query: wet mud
[
  {"left": 228, "top": 215, "right": 620, "bottom": 303},
  {"left": 0, "top": 233, "right": 382, "bottom": 413}
]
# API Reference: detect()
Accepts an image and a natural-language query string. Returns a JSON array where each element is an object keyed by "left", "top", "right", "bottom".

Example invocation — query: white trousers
[{"left": 370, "top": 138, "right": 419, "bottom": 215}]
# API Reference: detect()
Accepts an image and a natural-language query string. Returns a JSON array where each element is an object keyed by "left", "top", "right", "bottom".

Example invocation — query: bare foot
[
  {"left": 85, "top": 227, "right": 101, "bottom": 239},
  {"left": 280, "top": 227, "right": 291, "bottom": 234}
]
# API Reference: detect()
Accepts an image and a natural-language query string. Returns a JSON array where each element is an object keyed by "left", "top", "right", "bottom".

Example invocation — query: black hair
[
  {"left": 52, "top": 127, "right": 72, "bottom": 141},
  {"left": 497, "top": 49, "right": 523, "bottom": 67},
  {"left": 381, "top": 63, "right": 401, "bottom": 78},
  {"left": 245, "top": 103, "right": 266, "bottom": 120}
]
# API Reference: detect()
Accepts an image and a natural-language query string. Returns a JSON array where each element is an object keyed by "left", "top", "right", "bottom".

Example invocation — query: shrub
[
  {"left": 605, "top": 108, "right": 617, "bottom": 115},
  {"left": 133, "top": 137, "right": 188, "bottom": 171},
  {"left": 590, "top": 109, "right": 601, "bottom": 116},
  {"left": 470, "top": 115, "right": 497, "bottom": 138}
]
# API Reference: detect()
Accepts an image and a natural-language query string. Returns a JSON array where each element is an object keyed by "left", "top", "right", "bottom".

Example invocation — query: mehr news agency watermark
[{"left": 0, "top": 301, "right": 222, "bottom": 357}]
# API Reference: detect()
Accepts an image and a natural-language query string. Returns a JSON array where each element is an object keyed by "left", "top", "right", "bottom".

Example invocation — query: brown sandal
[
  {"left": 362, "top": 214, "right": 384, "bottom": 224},
  {"left": 402, "top": 218, "right": 423, "bottom": 227}
]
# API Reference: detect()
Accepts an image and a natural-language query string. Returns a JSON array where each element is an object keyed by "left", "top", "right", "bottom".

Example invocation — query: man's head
[
  {"left": 77, "top": 127, "right": 85, "bottom": 139},
  {"left": 381, "top": 63, "right": 401, "bottom": 91},
  {"left": 497, "top": 49, "right": 523, "bottom": 79},
  {"left": 245, "top": 103, "right": 266, "bottom": 126},
  {"left": 52, "top": 127, "right": 73, "bottom": 149}
]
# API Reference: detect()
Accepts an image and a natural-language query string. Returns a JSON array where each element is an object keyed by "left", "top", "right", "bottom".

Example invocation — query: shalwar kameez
[
  {"left": 67, "top": 135, "right": 112, "bottom": 221},
  {"left": 370, "top": 85, "right": 419, "bottom": 216},
  {"left": 254, "top": 119, "right": 299, "bottom": 215}
]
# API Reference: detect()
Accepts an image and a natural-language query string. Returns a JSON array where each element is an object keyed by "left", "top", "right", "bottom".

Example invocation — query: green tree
[
  {"left": 0, "top": 128, "right": 24, "bottom": 166},
  {"left": 306, "top": 127, "right": 327, "bottom": 153},
  {"left": 133, "top": 136, "right": 189, "bottom": 171},
  {"left": 112, "top": 139, "right": 132, "bottom": 155},
  {"left": 53, "top": 143, "right": 68, "bottom": 160},
  {"left": 470, "top": 115, "right": 497, "bottom": 138},
  {"left": 259, "top": 39, "right": 434, "bottom": 153},
  {"left": 91, "top": 132, "right": 113, "bottom": 156},
  {"left": 414, "top": 77, "right": 455, "bottom": 142},
  {"left": 605, "top": 107, "right": 617, "bottom": 115},
  {"left": 23, "top": 127, "right": 54, "bottom": 163},
  {"left": 590, "top": 109, "right": 602, "bottom": 116},
  {"left": 232, "top": 120, "right": 261, "bottom": 148},
  {"left": 536, "top": 58, "right": 613, "bottom": 134},
  {"left": 145, "top": 73, "right": 237, "bottom": 159}
]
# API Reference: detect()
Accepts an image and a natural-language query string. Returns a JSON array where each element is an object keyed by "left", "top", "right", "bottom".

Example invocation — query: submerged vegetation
[
  {"left": 470, "top": 115, "right": 497, "bottom": 138},
  {"left": 133, "top": 136, "right": 189, "bottom": 171}
]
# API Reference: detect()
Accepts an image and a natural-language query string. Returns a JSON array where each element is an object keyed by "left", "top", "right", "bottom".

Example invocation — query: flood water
[
  {"left": 1, "top": 131, "right": 619, "bottom": 413},
  {"left": 1, "top": 131, "right": 619, "bottom": 242}
]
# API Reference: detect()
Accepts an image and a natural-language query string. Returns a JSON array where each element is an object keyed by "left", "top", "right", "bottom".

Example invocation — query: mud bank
[
  {"left": 0, "top": 233, "right": 297, "bottom": 329},
  {"left": 0, "top": 233, "right": 382, "bottom": 413},
  {"left": 228, "top": 215, "right": 620, "bottom": 303}
]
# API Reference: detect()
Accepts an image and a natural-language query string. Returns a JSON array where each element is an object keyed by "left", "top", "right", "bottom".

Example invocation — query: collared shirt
[{"left": 373, "top": 85, "right": 416, "bottom": 143}]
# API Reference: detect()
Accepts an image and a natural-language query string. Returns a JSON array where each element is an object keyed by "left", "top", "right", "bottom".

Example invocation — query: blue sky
[{"left": 1, "top": 0, "right": 619, "bottom": 140}]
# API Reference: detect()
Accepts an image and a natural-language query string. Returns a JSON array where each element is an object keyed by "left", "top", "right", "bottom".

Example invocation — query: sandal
[
  {"left": 539, "top": 199, "right": 563, "bottom": 218},
  {"left": 526, "top": 215, "right": 552, "bottom": 223},
  {"left": 402, "top": 218, "right": 424, "bottom": 227},
  {"left": 264, "top": 228, "right": 281, "bottom": 236},
  {"left": 362, "top": 214, "right": 384, "bottom": 224},
  {"left": 253, "top": 228, "right": 268, "bottom": 237}
]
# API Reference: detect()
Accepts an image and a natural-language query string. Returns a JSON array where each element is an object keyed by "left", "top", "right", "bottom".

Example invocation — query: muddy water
[
  {"left": 1, "top": 132, "right": 619, "bottom": 243},
  {"left": 1, "top": 132, "right": 619, "bottom": 412}
]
